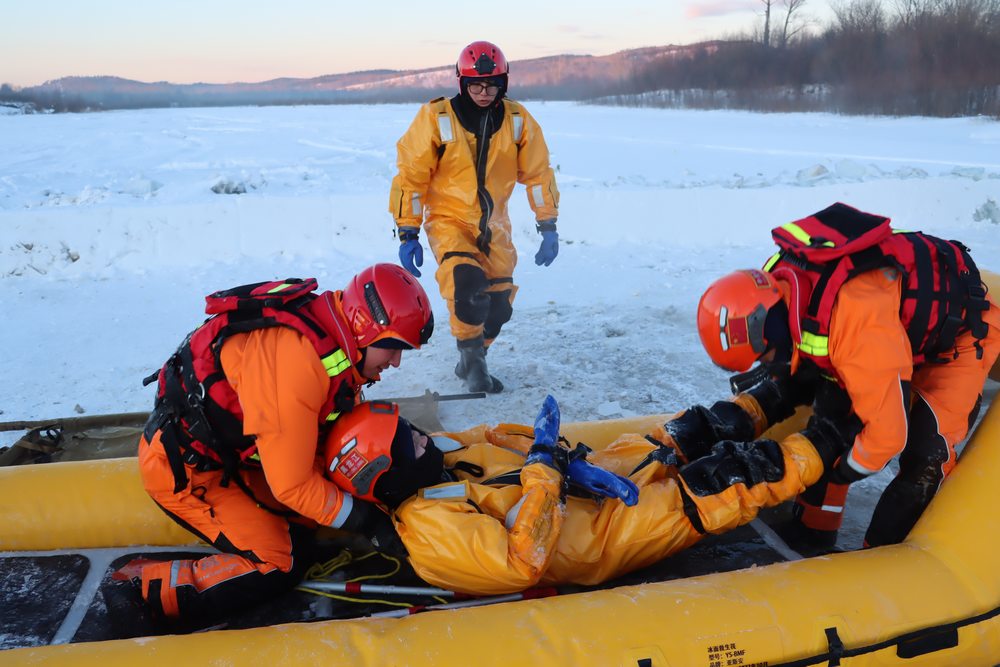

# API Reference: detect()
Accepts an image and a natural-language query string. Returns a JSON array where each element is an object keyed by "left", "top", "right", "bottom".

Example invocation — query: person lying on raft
[{"left": 323, "top": 394, "right": 850, "bottom": 596}]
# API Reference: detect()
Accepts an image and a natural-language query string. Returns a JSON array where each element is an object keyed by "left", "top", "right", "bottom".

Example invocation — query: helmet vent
[
  {"left": 363, "top": 281, "right": 390, "bottom": 326},
  {"left": 473, "top": 52, "right": 496, "bottom": 75}
]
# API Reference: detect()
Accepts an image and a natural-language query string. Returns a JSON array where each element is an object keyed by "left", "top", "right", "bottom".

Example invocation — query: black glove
[
  {"left": 827, "top": 454, "right": 873, "bottom": 486},
  {"left": 666, "top": 401, "right": 755, "bottom": 462},
  {"left": 367, "top": 510, "right": 408, "bottom": 559},
  {"left": 338, "top": 498, "right": 408, "bottom": 558},
  {"left": 680, "top": 438, "right": 784, "bottom": 496}
]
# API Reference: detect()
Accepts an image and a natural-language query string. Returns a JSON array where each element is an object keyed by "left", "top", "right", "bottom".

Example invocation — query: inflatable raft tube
[
  {"left": 0, "top": 410, "right": 810, "bottom": 551},
  {"left": 1, "top": 400, "right": 997, "bottom": 666}
]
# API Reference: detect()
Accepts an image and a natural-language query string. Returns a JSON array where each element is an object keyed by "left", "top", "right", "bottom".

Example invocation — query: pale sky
[{"left": 1, "top": 0, "right": 835, "bottom": 87}]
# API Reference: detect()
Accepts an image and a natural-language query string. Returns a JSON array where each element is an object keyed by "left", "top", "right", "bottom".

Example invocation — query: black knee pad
[
  {"left": 484, "top": 290, "right": 513, "bottom": 340},
  {"left": 453, "top": 264, "right": 490, "bottom": 325}
]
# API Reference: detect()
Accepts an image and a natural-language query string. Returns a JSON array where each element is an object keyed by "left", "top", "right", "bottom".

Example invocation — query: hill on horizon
[{"left": 3, "top": 43, "right": 716, "bottom": 110}]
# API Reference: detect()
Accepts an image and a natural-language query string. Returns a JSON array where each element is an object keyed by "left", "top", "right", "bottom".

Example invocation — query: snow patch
[
  {"left": 211, "top": 172, "right": 266, "bottom": 195},
  {"left": 973, "top": 198, "right": 1000, "bottom": 225}
]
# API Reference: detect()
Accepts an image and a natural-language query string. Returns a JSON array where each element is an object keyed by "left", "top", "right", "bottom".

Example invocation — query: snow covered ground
[{"left": 2, "top": 102, "right": 999, "bottom": 548}]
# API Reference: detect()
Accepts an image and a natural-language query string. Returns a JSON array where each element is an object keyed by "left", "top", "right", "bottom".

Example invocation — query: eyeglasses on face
[{"left": 467, "top": 82, "right": 500, "bottom": 95}]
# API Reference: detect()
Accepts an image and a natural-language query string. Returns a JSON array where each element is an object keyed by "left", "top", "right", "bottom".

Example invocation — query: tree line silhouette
[
  {"left": 611, "top": 0, "right": 1000, "bottom": 117},
  {"left": 3, "top": 0, "right": 998, "bottom": 117}
]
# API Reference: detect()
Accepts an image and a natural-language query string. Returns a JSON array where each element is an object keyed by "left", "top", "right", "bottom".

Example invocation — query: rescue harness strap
[
  {"left": 790, "top": 232, "right": 988, "bottom": 363},
  {"left": 628, "top": 435, "right": 681, "bottom": 476},
  {"left": 768, "top": 600, "right": 1000, "bottom": 666},
  {"left": 441, "top": 251, "right": 478, "bottom": 262},
  {"left": 675, "top": 482, "right": 707, "bottom": 535},
  {"left": 151, "top": 338, "right": 298, "bottom": 516}
]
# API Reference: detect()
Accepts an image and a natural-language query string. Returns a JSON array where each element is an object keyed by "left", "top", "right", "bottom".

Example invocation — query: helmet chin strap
[
  {"left": 357, "top": 347, "right": 378, "bottom": 383},
  {"left": 763, "top": 300, "right": 792, "bottom": 363},
  {"left": 729, "top": 302, "right": 793, "bottom": 395}
]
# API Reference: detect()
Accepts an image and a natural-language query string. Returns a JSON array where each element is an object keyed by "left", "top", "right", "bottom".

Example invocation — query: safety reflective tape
[
  {"left": 512, "top": 113, "right": 524, "bottom": 142},
  {"left": 781, "top": 222, "right": 835, "bottom": 247},
  {"left": 410, "top": 192, "right": 421, "bottom": 217},
  {"left": 329, "top": 493, "right": 354, "bottom": 529},
  {"left": 422, "top": 483, "right": 467, "bottom": 500},
  {"left": 437, "top": 114, "right": 453, "bottom": 143},
  {"left": 322, "top": 349, "right": 351, "bottom": 376},
  {"left": 505, "top": 495, "right": 528, "bottom": 530},
  {"left": 169, "top": 560, "right": 181, "bottom": 589},
  {"left": 763, "top": 252, "right": 781, "bottom": 271},
  {"left": 799, "top": 331, "right": 829, "bottom": 356},
  {"left": 531, "top": 185, "right": 546, "bottom": 207},
  {"left": 267, "top": 282, "right": 294, "bottom": 293},
  {"left": 820, "top": 504, "right": 844, "bottom": 513},
  {"left": 718, "top": 305, "right": 730, "bottom": 351},
  {"left": 327, "top": 437, "right": 357, "bottom": 472},
  {"left": 845, "top": 449, "right": 878, "bottom": 476},
  {"left": 325, "top": 411, "right": 341, "bottom": 423},
  {"left": 781, "top": 222, "right": 812, "bottom": 245},
  {"left": 434, "top": 435, "right": 464, "bottom": 452}
]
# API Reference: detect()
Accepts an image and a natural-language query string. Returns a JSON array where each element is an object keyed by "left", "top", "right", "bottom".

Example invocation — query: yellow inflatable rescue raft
[{"left": 1, "top": 274, "right": 998, "bottom": 666}]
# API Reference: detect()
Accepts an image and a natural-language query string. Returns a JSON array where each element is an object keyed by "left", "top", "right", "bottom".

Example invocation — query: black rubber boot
[
  {"left": 103, "top": 578, "right": 167, "bottom": 639},
  {"left": 772, "top": 518, "right": 840, "bottom": 557},
  {"left": 455, "top": 338, "right": 503, "bottom": 393}
]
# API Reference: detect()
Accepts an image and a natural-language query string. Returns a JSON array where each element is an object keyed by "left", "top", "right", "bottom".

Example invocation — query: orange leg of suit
[
  {"left": 864, "top": 303, "right": 1000, "bottom": 545},
  {"left": 425, "top": 217, "right": 518, "bottom": 345},
  {"left": 137, "top": 432, "right": 316, "bottom": 621},
  {"left": 797, "top": 304, "right": 1000, "bottom": 547}
]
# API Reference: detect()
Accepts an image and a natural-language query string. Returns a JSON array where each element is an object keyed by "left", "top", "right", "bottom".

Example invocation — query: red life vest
[
  {"left": 148, "top": 278, "right": 363, "bottom": 474},
  {"left": 764, "top": 203, "right": 989, "bottom": 382}
]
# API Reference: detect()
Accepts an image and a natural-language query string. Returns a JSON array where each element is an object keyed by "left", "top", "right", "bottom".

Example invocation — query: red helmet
[
  {"left": 342, "top": 264, "right": 433, "bottom": 349},
  {"left": 456, "top": 41, "right": 509, "bottom": 78},
  {"left": 697, "top": 269, "right": 783, "bottom": 372},
  {"left": 323, "top": 401, "right": 401, "bottom": 503}
]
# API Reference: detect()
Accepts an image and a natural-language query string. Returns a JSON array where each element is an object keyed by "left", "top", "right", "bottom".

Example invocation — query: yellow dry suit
[
  {"left": 393, "top": 420, "right": 829, "bottom": 596},
  {"left": 389, "top": 97, "right": 558, "bottom": 342}
]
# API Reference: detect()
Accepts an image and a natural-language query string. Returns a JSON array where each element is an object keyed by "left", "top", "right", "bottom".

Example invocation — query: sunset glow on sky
[{"left": 3, "top": 0, "right": 835, "bottom": 87}]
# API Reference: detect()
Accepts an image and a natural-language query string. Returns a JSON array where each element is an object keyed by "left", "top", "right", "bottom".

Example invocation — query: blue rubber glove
[
  {"left": 566, "top": 456, "right": 640, "bottom": 506},
  {"left": 398, "top": 226, "right": 423, "bottom": 277},
  {"left": 534, "top": 221, "right": 559, "bottom": 267},
  {"left": 525, "top": 394, "right": 561, "bottom": 468}
]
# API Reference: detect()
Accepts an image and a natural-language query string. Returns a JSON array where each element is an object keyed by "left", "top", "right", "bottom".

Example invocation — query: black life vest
[
  {"left": 145, "top": 278, "right": 363, "bottom": 492},
  {"left": 763, "top": 203, "right": 989, "bottom": 381}
]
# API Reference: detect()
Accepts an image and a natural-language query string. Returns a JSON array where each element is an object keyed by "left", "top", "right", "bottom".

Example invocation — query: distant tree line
[
  {"left": 3, "top": 0, "right": 998, "bottom": 118},
  {"left": 0, "top": 82, "right": 458, "bottom": 113},
  {"left": 609, "top": 0, "right": 1000, "bottom": 117},
  {"left": 0, "top": 79, "right": 620, "bottom": 114}
]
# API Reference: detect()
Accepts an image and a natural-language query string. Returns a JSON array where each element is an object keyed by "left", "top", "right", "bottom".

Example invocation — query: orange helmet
[
  {"left": 697, "top": 269, "right": 783, "bottom": 372},
  {"left": 323, "top": 402, "right": 445, "bottom": 507},
  {"left": 323, "top": 401, "right": 401, "bottom": 503},
  {"left": 456, "top": 41, "right": 508, "bottom": 78},
  {"left": 342, "top": 264, "right": 433, "bottom": 349}
]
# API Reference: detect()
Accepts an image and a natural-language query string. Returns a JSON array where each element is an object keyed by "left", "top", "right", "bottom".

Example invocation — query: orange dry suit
[
  {"left": 390, "top": 415, "right": 841, "bottom": 596},
  {"left": 730, "top": 205, "right": 1000, "bottom": 547},
  {"left": 389, "top": 95, "right": 558, "bottom": 344},
  {"left": 137, "top": 279, "right": 371, "bottom": 621}
]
